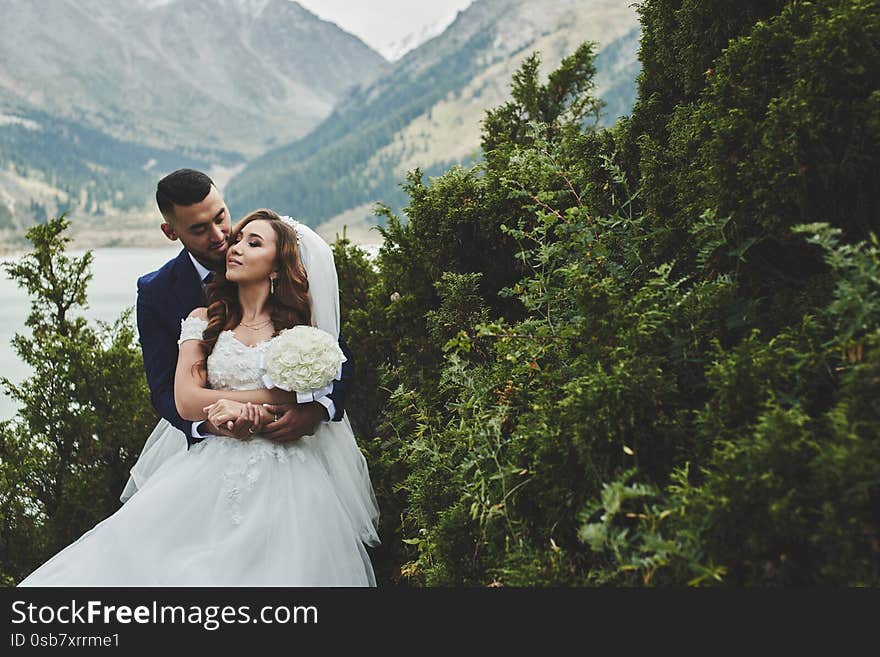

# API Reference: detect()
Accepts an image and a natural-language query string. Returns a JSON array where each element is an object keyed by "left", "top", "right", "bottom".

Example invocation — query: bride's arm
[{"left": 173, "top": 311, "right": 290, "bottom": 422}]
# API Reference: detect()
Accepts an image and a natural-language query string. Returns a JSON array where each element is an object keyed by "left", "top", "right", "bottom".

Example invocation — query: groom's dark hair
[{"left": 156, "top": 169, "right": 215, "bottom": 222}]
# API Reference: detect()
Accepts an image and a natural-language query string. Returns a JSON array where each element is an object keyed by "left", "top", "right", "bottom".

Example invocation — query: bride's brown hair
[{"left": 200, "top": 209, "right": 311, "bottom": 356}]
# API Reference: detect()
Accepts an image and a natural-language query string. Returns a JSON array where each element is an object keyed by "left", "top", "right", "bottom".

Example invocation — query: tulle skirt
[{"left": 20, "top": 416, "right": 379, "bottom": 587}]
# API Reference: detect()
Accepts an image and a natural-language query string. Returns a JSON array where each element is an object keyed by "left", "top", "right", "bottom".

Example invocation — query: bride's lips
[{"left": 228, "top": 257, "right": 243, "bottom": 267}]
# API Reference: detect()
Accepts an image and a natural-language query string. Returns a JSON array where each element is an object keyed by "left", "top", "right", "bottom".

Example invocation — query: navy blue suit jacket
[{"left": 136, "top": 248, "right": 354, "bottom": 447}]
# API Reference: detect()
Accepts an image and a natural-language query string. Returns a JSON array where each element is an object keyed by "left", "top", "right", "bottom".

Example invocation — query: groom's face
[{"left": 161, "top": 185, "right": 232, "bottom": 269}]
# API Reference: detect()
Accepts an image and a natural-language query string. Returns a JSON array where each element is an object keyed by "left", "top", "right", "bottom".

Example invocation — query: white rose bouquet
[{"left": 259, "top": 326, "right": 345, "bottom": 400}]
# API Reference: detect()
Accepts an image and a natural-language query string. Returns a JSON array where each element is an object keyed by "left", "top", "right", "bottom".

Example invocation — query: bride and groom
[{"left": 19, "top": 169, "right": 379, "bottom": 586}]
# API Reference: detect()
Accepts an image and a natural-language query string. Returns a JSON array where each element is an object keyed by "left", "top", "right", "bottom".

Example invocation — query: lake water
[{"left": 0, "top": 246, "right": 181, "bottom": 421}]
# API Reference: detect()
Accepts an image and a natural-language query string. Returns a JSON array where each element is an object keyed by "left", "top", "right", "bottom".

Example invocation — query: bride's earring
[{"left": 270, "top": 277, "right": 276, "bottom": 295}]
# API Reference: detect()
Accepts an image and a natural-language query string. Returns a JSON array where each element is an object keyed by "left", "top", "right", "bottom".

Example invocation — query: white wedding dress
[
  {"left": 19, "top": 219, "right": 379, "bottom": 587},
  {"left": 20, "top": 319, "right": 379, "bottom": 587}
]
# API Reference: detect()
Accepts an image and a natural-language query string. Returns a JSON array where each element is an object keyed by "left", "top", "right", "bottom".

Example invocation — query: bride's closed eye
[{"left": 232, "top": 235, "right": 261, "bottom": 247}]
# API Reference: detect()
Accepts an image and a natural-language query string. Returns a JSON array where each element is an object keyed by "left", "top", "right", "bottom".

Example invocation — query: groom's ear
[{"left": 160, "top": 222, "right": 179, "bottom": 242}]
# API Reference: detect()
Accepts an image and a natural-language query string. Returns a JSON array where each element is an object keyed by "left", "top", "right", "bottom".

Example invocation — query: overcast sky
[{"left": 295, "top": 0, "right": 475, "bottom": 59}]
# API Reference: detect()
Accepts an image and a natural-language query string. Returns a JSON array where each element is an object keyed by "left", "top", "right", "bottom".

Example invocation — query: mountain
[
  {"left": 0, "top": 0, "right": 386, "bottom": 156},
  {"left": 0, "top": 107, "right": 215, "bottom": 221},
  {"left": 381, "top": 12, "right": 465, "bottom": 62},
  {"left": 0, "top": 0, "right": 386, "bottom": 240},
  {"left": 225, "top": 0, "right": 640, "bottom": 242}
]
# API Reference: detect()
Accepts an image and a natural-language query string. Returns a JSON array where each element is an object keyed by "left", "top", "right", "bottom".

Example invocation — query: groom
[{"left": 137, "top": 168, "right": 353, "bottom": 446}]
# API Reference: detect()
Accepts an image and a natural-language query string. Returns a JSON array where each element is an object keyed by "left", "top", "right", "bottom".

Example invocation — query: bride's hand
[
  {"left": 203, "top": 399, "right": 245, "bottom": 431},
  {"left": 205, "top": 400, "right": 266, "bottom": 439}
]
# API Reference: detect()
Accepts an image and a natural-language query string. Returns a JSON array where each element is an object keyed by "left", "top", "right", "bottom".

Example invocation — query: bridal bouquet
[{"left": 260, "top": 325, "right": 345, "bottom": 397}]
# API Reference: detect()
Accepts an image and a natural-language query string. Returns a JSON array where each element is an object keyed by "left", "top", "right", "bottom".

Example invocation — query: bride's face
[{"left": 225, "top": 219, "right": 278, "bottom": 286}]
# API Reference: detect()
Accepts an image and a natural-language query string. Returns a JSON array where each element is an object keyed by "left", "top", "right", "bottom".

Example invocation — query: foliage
[
  {"left": 0, "top": 217, "right": 156, "bottom": 584},
  {"left": 332, "top": 0, "right": 880, "bottom": 586},
  {"left": 631, "top": 0, "right": 880, "bottom": 328},
  {"left": 481, "top": 42, "right": 605, "bottom": 168}
]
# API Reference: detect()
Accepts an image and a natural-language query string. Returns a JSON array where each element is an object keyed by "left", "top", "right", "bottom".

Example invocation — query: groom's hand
[{"left": 260, "top": 402, "right": 327, "bottom": 443}]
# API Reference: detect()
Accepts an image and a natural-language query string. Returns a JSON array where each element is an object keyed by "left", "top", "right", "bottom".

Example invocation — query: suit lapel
[{"left": 169, "top": 248, "right": 204, "bottom": 322}]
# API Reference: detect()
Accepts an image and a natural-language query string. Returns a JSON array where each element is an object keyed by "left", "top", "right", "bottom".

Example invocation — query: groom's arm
[
  {"left": 325, "top": 334, "right": 354, "bottom": 422},
  {"left": 282, "top": 334, "right": 353, "bottom": 423},
  {"left": 136, "top": 283, "right": 196, "bottom": 441}
]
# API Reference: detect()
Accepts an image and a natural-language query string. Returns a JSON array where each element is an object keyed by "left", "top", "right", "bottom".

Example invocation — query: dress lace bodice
[
  {"left": 178, "top": 316, "right": 272, "bottom": 391},
  {"left": 178, "top": 315, "right": 300, "bottom": 525}
]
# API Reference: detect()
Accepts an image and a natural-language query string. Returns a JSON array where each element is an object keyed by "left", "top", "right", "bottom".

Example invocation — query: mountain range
[
  {"left": 0, "top": 0, "right": 385, "bottom": 155},
  {"left": 0, "top": 0, "right": 640, "bottom": 249},
  {"left": 381, "top": 13, "right": 464, "bottom": 62},
  {"left": 226, "top": 0, "right": 640, "bottom": 242},
  {"left": 0, "top": 0, "right": 385, "bottom": 241}
]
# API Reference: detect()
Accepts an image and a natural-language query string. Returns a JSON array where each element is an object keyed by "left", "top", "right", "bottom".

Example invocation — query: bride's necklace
[{"left": 239, "top": 317, "right": 272, "bottom": 330}]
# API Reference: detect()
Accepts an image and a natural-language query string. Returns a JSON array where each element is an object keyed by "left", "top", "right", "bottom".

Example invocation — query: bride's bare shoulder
[{"left": 187, "top": 307, "right": 208, "bottom": 321}]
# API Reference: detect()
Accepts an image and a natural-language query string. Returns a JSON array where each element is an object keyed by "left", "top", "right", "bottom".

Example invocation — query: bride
[{"left": 19, "top": 210, "right": 379, "bottom": 586}]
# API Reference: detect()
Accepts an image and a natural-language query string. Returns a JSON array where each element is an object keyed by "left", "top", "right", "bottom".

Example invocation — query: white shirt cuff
[
  {"left": 294, "top": 382, "right": 334, "bottom": 404},
  {"left": 192, "top": 421, "right": 209, "bottom": 439}
]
